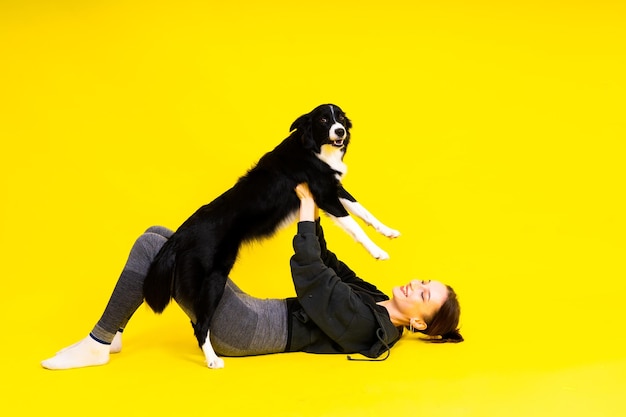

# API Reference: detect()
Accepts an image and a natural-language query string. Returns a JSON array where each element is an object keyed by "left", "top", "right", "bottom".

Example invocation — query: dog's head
[{"left": 290, "top": 104, "right": 352, "bottom": 154}]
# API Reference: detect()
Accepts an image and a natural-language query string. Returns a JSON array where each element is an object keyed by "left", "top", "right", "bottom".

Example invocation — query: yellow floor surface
[{"left": 1, "top": 1, "right": 625, "bottom": 416}]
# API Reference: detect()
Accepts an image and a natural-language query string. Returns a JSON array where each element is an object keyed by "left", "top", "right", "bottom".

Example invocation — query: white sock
[
  {"left": 41, "top": 336, "right": 110, "bottom": 370},
  {"left": 110, "top": 331, "right": 123, "bottom": 354}
]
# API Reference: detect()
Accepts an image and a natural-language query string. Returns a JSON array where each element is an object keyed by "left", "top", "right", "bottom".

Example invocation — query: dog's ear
[
  {"left": 290, "top": 114, "right": 309, "bottom": 132},
  {"left": 290, "top": 114, "right": 316, "bottom": 151}
]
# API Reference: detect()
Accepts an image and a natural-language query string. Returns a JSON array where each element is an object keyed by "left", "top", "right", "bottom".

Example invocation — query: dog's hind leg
[
  {"left": 193, "top": 270, "right": 228, "bottom": 369},
  {"left": 202, "top": 331, "right": 223, "bottom": 369}
]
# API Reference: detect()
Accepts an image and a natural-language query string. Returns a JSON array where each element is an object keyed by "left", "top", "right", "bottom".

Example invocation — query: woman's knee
[
  {"left": 144, "top": 225, "right": 174, "bottom": 238},
  {"left": 131, "top": 232, "right": 168, "bottom": 265}
]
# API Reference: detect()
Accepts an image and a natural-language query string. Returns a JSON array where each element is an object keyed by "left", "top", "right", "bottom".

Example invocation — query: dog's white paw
[
  {"left": 369, "top": 246, "right": 390, "bottom": 260},
  {"left": 376, "top": 224, "right": 400, "bottom": 239},
  {"left": 202, "top": 334, "right": 224, "bottom": 369},
  {"left": 207, "top": 357, "right": 225, "bottom": 369}
]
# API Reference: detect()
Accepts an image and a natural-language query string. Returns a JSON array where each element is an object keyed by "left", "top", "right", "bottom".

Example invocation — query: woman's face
[{"left": 391, "top": 279, "right": 449, "bottom": 323}]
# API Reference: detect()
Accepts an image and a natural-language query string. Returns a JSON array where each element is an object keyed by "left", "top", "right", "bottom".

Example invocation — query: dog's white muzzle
[{"left": 329, "top": 122, "right": 347, "bottom": 147}]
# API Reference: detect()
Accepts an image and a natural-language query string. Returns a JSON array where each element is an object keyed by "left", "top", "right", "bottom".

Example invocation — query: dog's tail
[{"left": 143, "top": 238, "right": 177, "bottom": 313}]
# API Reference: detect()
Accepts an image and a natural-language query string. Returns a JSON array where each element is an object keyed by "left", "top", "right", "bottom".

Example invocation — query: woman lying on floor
[{"left": 42, "top": 183, "right": 462, "bottom": 370}]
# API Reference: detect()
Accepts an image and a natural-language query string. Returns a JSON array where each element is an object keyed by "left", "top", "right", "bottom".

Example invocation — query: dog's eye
[
  {"left": 320, "top": 117, "right": 328, "bottom": 123},
  {"left": 338, "top": 115, "right": 345, "bottom": 122}
]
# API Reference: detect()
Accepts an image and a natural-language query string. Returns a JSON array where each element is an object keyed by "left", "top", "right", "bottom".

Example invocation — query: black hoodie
[{"left": 284, "top": 220, "right": 403, "bottom": 359}]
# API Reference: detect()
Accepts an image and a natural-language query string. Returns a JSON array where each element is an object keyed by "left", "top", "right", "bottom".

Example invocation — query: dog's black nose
[{"left": 334, "top": 128, "right": 345, "bottom": 138}]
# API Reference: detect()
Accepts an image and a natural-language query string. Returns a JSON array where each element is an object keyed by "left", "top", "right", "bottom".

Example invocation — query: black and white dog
[{"left": 143, "top": 104, "right": 400, "bottom": 368}]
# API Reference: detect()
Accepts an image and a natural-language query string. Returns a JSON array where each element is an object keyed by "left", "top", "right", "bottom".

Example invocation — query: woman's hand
[{"left": 295, "top": 183, "right": 319, "bottom": 222}]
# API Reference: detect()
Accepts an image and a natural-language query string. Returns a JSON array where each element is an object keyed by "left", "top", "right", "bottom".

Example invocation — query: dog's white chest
[{"left": 317, "top": 145, "right": 347, "bottom": 179}]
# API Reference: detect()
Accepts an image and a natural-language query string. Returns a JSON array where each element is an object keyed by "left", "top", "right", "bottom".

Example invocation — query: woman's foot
[{"left": 41, "top": 336, "right": 110, "bottom": 370}]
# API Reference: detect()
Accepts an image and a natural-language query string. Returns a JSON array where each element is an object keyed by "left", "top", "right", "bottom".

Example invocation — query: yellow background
[{"left": 1, "top": 1, "right": 624, "bottom": 416}]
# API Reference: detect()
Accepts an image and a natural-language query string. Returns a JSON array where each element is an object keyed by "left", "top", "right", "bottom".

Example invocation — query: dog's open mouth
[{"left": 332, "top": 140, "right": 345, "bottom": 147}]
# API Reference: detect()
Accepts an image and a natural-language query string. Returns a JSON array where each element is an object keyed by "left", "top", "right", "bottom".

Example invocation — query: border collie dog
[{"left": 143, "top": 104, "right": 400, "bottom": 368}]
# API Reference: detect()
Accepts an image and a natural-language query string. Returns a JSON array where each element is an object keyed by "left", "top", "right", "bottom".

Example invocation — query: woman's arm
[
  {"left": 294, "top": 183, "right": 318, "bottom": 222},
  {"left": 289, "top": 184, "right": 389, "bottom": 348},
  {"left": 289, "top": 221, "right": 377, "bottom": 347},
  {"left": 294, "top": 183, "right": 384, "bottom": 294}
]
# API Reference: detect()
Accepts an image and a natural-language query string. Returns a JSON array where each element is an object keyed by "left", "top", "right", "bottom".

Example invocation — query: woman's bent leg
[{"left": 41, "top": 226, "right": 173, "bottom": 370}]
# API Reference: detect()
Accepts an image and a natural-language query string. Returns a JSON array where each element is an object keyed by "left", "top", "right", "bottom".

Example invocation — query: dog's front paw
[
  {"left": 372, "top": 222, "right": 400, "bottom": 239},
  {"left": 207, "top": 357, "right": 225, "bottom": 369},
  {"left": 378, "top": 225, "right": 400, "bottom": 239},
  {"left": 369, "top": 246, "right": 390, "bottom": 261}
]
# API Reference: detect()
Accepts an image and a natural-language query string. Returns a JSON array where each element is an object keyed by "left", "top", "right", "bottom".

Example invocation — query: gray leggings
[{"left": 90, "top": 226, "right": 288, "bottom": 356}]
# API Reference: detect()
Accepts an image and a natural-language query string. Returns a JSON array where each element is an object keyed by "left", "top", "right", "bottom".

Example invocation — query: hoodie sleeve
[
  {"left": 314, "top": 219, "right": 388, "bottom": 297},
  {"left": 289, "top": 221, "right": 381, "bottom": 347}
]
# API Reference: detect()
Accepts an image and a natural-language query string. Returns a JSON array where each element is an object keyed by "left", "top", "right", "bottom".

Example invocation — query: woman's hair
[{"left": 408, "top": 285, "right": 463, "bottom": 343}]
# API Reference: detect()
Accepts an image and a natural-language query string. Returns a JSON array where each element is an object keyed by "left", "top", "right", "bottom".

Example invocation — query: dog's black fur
[{"left": 143, "top": 104, "right": 390, "bottom": 366}]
